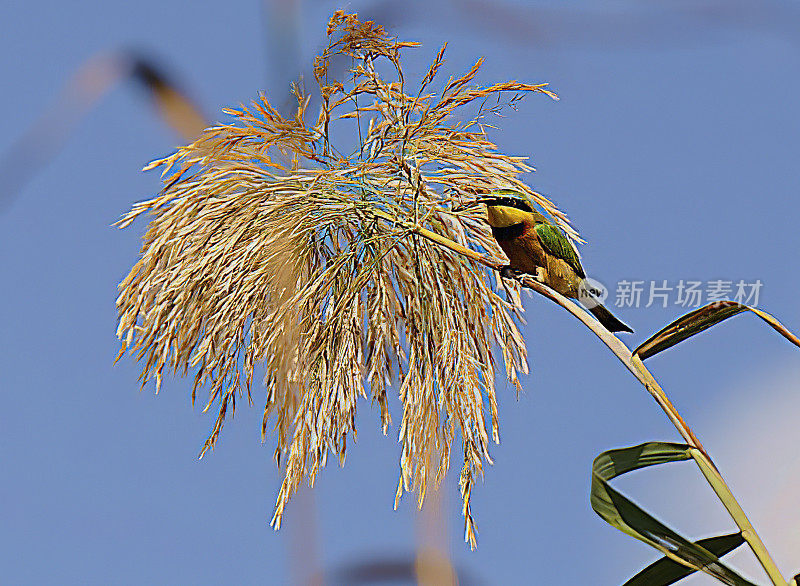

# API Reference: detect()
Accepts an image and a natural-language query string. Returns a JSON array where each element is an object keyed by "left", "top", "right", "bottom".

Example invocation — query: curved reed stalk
[{"left": 406, "top": 222, "right": 787, "bottom": 585}]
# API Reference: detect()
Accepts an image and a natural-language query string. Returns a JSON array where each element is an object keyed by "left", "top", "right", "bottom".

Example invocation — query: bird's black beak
[{"left": 453, "top": 199, "right": 488, "bottom": 212}]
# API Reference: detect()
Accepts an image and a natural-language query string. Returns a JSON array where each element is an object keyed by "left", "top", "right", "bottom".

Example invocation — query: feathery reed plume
[{"left": 116, "top": 11, "right": 562, "bottom": 548}]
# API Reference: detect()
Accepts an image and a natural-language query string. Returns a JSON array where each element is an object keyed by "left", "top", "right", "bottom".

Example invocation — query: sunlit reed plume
[{"left": 116, "top": 11, "right": 568, "bottom": 548}]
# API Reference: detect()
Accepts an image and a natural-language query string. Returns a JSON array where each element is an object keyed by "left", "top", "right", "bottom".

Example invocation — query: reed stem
[{"left": 408, "top": 223, "right": 786, "bottom": 585}]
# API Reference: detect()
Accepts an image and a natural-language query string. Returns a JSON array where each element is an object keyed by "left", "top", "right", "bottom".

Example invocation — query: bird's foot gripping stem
[
  {"left": 499, "top": 266, "right": 521, "bottom": 280},
  {"left": 499, "top": 266, "right": 546, "bottom": 283}
]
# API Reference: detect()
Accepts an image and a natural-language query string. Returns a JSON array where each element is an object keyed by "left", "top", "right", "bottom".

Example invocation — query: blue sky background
[{"left": 2, "top": 1, "right": 800, "bottom": 584}]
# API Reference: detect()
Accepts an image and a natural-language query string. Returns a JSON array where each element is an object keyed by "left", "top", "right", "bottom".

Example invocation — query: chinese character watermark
[
  {"left": 606, "top": 279, "right": 763, "bottom": 309},
  {"left": 616, "top": 280, "right": 644, "bottom": 308}
]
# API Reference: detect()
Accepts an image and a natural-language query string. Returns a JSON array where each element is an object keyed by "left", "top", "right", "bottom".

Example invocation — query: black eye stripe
[{"left": 487, "top": 196, "right": 533, "bottom": 212}]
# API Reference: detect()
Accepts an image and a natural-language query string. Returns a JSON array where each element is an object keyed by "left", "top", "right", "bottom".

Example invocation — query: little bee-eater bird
[{"left": 479, "top": 190, "right": 633, "bottom": 333}]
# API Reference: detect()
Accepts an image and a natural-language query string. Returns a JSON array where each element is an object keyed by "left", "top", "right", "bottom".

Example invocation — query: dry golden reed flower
[{"left": 116, "top": 11, "right": 571, "bottom": 548}]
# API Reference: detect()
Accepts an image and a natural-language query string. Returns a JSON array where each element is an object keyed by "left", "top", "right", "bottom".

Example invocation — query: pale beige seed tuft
[{"left": 116, "top": 11, "right": 571, "bottom": 548}]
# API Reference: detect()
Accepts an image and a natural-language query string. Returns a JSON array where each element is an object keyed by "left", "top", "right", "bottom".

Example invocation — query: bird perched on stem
[{"left": 479, "top": 190, "right": 633, "bottom": 333}]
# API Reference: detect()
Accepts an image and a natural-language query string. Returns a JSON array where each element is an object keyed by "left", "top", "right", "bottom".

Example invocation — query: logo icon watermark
[{"left": 578, "top": 277, "right": 608, "bottom": 309}]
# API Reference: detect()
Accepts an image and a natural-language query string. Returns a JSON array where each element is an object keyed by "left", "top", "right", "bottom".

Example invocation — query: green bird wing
[{"left": 534, "top": 222, "right": 586, "bottom": 278}]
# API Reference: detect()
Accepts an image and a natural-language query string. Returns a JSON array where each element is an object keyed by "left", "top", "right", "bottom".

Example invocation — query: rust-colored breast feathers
[{"left": 492, "top": 221, "right": 546, "bottom": 274}]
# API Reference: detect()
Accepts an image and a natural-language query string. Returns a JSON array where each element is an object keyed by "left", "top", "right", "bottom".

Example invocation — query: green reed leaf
[
  {"left": 634, "top": 301, "right": 800, "bottom": 360},
  {"left": 623, "top": 532, "right": 745, "bottom": 586},
  {"left": 592, "top": 442, "right": 754, "bottom": 586}
]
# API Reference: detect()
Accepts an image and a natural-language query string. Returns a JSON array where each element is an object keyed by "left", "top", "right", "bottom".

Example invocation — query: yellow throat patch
[{"left": 485, "top": 204, "right": 531, "bottom": 228}]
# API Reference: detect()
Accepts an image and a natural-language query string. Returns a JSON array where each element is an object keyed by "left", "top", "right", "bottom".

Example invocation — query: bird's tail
[{"left": 589, "top": 303, "right": 633, "bottom": 333}]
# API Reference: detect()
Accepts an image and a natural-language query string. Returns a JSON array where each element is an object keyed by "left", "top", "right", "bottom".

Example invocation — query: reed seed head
[{"left": 116, "top": 11, "right": 572, "bottom": 548}]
